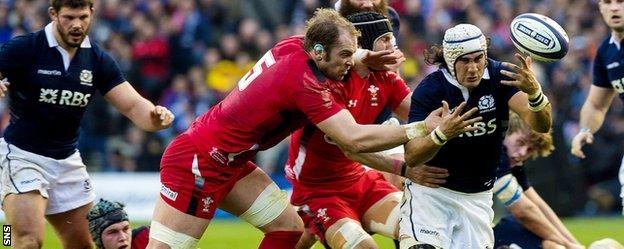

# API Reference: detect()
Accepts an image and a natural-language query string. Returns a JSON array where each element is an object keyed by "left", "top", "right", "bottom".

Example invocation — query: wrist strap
[
  {"left": 430, "top": 126, "right": 448, "bottom": 146},
  {"left": 400, "top": 162, "right": 407, "bottom": 177},
  {"left": 527, "top": 91, "right": 549, "bottom": 112}
]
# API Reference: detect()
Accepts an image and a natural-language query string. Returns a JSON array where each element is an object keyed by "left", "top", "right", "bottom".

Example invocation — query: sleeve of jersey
[
  {"left": 387, "top": 73, "right": 411, "bottom": 111},
  {"left": 293, "top": 74, "right": 343, "bottom": 124},
  {"left": 493, "top": 173, "right": 523, "bottom": 206},
  {"left": 511, "top": 166, "right": 532, "bottom": 191},
  {"left": 408, "top": 77, "right": 439, "bottom": 122},
  {"left": 0, "top": 35, "right": 31, "bottom": 77},
  {"left": 592, "top": 52, "right": 611, "bottom": 88},
  {"left": 96, "top": 51, "right": 127, "bottom": 95}
]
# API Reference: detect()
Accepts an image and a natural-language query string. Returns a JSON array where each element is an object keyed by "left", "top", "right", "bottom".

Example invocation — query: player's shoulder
[
  {"left": 597, "top": 35, "right": 613, "bottom": 52},
  {"left": 3, "top": 30, "right": 41, "bottom": 49},
  {"left": 417, "top": 70, "right": 445, "bottom": 90},
  {"left": 272, "top": 35, "right": 305, "bottom": 58}
]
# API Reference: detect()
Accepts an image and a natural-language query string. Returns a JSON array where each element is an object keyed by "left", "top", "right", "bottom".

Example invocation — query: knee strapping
[
  {"left": 328, "top": 221, "right": 371, "bottom": 249},
  {"left": 149, "top": 221, "right": 199, "bottom": 249},
  {"left": 239, "top": 183, "right": 288, "bottom": 228},
  {"left": 368, "top": 192, "right": 401, "bottom": 238}
]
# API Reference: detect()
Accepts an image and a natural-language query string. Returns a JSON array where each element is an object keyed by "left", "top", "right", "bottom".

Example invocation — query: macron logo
[
  {"left": 607, "top": 62, "right": 620, "bottom": 70},
  {"left": 160, "top": 185, "right": 178, "bottom": 201},
  {"left": 37, "top": 69, "right": 62, "bottom": 76}
]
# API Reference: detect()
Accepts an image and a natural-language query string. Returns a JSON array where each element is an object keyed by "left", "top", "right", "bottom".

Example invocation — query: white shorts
[
  {"left": 619, "top": 157, "right": 624, "bottom": 215},
  {"left": 399, "top": 181, "right": 494, "bottom": 249},
  {"left": 0, "top": 139, "right": 95, "bottom": 215}
]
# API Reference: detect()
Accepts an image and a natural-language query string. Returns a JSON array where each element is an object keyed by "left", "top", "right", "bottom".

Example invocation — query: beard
[
  {"left": 55, "top": 22, "right": 88, "bottom": 48},
  {"left": 339, "top": 0, "right": 388, "bottom": 18}
]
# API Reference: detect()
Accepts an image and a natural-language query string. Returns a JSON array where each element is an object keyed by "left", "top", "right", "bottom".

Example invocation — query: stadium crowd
[{"left": 0, "top": 0, "right": 621, "bottom": 216}]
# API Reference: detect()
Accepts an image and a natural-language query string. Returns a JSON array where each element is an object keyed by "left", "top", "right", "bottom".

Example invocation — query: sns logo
[
  {"left": 39, "top": 88, "right": 90, "bottom": 107},
  {"left": 459, "top": 118, "right": 497, "bottom": 137}
]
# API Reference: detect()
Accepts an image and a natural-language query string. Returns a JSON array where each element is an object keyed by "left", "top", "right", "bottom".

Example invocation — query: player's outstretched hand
[
  {"left": 405, "top": 164, "right": 449, "bottom": 188},
  {"left": 0, "top": 78, "right": 10, "bottom": 98},
  {"left": 571, "top": 130, "right": 593, "bottom": 159},
  {"left": 500, "top": 53, "right": 541, "bottom": 95},
  {"left": 150, "top": 105, "right": 175, "bottom": 129},
  {"left": 361, "top": 49, "right": 402, "bottom": 71},
  {"left": 437, "top": 101, "right": 482, "bottom": 139}
]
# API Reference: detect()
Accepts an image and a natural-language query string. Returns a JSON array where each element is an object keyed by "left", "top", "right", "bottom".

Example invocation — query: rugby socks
[{"left": 258, "top": 231, "right": 303, "bottom": 249}]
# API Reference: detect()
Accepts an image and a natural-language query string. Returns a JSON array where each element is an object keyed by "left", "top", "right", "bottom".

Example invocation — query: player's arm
[
  {"left": 506, "top": 195, "right": 570, "bottom": 246},
  {"left": 393, "top": 93, "right": 411, "bottom": 122},
  {"left": 104, "top": 82, "right": 174, "bottom": 132},
  {"left": 571, "top": 85, "right": 617, "bottom": 158},
  {"left": 316, "top": 110, "right": 413, "bottom": 153},
  {"left": 523, "top": 187, "right": 580, "bottom": 244},
  {"left": 404, "top": 102, "right": 481, "bottom": 167},
  {"left": 495, "top": 174, "right": 568, "bottom": 246},
  {"left": 501, "top": 54, "right": 552, "bottom": 133}
]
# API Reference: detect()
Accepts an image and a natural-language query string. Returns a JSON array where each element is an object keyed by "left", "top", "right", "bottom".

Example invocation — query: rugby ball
[{"left": 510, "top": 13, "right": 569, "bottom": 62}]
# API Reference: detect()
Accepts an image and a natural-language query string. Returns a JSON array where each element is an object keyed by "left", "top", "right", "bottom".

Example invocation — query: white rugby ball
[{"left": 510, "top": 13, "right": 569, "bottom": 62}]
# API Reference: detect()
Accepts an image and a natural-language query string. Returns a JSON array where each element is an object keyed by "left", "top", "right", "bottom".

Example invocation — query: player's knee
[
  {"left": 240, "top": 182, "right": 295, "bottom": 231},
  {"left": 365, "top": 192, "right": 401, "bottom": 239},
  {"left": 149, "top": 221, "right": 199, "bottom": 249},
  {"left": 327, "top": 220, "right": 374, "bottom": 249},
  {"left": 12, "top": 234, "right": 44, "bottom": 249}
]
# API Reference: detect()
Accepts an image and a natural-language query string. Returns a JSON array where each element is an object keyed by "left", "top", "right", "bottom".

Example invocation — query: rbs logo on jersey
[
  {"left": 459, "top": 118, "right": 497, "bottom": 137},
  {"left": 38, "top": 88, "right": 90, "bottom": 107}
]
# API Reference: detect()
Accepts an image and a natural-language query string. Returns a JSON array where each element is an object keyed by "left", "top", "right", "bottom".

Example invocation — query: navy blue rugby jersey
[
  {"left": 409, "top": 58, "right": 519, "bottom": 193},
  {"left": 0, "top": 23, "right": 125, "bottom": 159},
  {"left": 593, "top": 35, "right": 624, "bottom": 102},
  {"left": 495, "top": 146, "right": 531, "bottom": 191}
]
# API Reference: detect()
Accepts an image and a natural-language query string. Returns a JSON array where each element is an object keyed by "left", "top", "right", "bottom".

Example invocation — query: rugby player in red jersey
[
  {"left": 286, "top": 12, "right": 466, "bottom": 249},
  {"left": 147, "top": 9, "right": 479, "bottom": 249}
]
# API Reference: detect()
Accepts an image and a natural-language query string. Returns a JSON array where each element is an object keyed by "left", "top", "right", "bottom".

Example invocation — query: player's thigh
[
  {"left": 3, "top": 191, "right": 47, "bottom": 243},
  {"left": 46, "top": 202, "right": 93, "bottom": 249},
  {"left": 325, "top": 218, "right": 377, "bottom": 249},
  {"left": 148, "top": 196, "right": 209, "bottom": 249},
  {"left": 220, "top": 167, "right": 301, "bottom": 232},
  {"left": 362, "top": 191, "right": 401, "bottom": 239}
]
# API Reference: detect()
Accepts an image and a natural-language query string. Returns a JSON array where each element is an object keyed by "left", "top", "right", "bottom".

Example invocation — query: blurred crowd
[{"left": 0, "top": 0, "right": 621, "bottom": 216}]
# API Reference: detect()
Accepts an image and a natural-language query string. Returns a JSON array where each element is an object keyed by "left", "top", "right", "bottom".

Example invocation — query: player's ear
[
  {"left": 313, "top": 43, "right": 325, "bottom": 61},
  {"left": 48, "top": 7, "right": 57, "bottom": 19}
]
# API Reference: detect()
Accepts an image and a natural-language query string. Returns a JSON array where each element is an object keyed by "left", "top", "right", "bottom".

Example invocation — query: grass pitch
[{"left": 10, "top": 217, "right": 624, "bottom": 248}]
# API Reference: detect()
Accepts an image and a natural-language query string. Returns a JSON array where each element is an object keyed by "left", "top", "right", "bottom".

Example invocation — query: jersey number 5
[{"left": 237, "top": 51, "right": 276, "bottom": 91}]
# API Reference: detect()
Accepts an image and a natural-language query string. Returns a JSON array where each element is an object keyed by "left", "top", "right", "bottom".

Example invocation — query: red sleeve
[
  {"left": 293, "top": 71, "right": 343, "bottom": 124},
  {"left": 386, "top": 72, "right": 411, "bottom": 111},
  {"left": 131, "top": 226, "right": 150, "bottom": 249}
]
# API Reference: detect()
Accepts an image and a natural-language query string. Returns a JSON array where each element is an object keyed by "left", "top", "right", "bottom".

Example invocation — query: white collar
[
  {"left": 44, "top": 22, "right": 91, "bottom": 48},
  {"left": 441, "top": 68, "right": 490, "bottom": 101}
]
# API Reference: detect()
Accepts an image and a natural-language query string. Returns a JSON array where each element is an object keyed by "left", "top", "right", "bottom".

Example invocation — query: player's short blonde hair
[
  {"left": 507, "top": 111, "right": 554, "bottom": 159},
  {"left": 304, "top": 8, "right": 361, "bottom": 55}
]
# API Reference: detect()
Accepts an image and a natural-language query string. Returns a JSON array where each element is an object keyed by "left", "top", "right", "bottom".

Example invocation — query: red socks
[{"left": 258, "top": 231, "right": 303, "bottom": 249}]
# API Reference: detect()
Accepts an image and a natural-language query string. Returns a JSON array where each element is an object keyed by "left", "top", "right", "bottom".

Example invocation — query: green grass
[{"left": 7, "top": 217, "right": 623, "bottom": 248}]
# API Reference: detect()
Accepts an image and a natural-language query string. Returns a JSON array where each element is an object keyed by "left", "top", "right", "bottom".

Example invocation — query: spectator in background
[{"left": 87, "top": 199, "right": 150, "bottom": 249}]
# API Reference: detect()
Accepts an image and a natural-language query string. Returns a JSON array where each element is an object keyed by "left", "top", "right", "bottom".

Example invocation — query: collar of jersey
[
  {"left": 441, "top": 68, "right": 490, "bottom": 101},
  {"left": 609, "top": 34, "right": 622, "bottom": 50},
  {"left": 45, "top": 22, "right": 91, "bottom": 49}
]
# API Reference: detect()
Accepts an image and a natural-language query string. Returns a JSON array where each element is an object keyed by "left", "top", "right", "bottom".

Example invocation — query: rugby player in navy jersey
[
  {"left": 0, "top": 1, "right": 173, "bottom": 248},
  {"left": 493, "top": 112, "right": 584, "bottom": 249},
  {"left": 571, "top": 0, "right": 624, "bottom": 216},
  {"left": 399, "top": 24, "right": 552, "bottom": 249}
]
